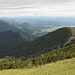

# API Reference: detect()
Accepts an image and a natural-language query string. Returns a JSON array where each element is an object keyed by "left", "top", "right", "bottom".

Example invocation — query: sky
[{"left": 0, "top": 0, "right": 75, "bottom": 17}]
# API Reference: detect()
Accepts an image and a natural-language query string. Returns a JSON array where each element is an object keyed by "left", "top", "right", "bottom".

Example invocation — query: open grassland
[{"left": 0, "top": 58, "right": 75, "bottom": 75}]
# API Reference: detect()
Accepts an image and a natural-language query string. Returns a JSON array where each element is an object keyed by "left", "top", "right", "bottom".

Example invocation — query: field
[{"left": 0, "top": 58, "right": 75, "bottom": 75}]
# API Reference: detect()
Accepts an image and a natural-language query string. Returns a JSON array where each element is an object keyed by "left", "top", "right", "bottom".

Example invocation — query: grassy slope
[{"left": 0, "top": 58, "right": 75, "bottom": 75}]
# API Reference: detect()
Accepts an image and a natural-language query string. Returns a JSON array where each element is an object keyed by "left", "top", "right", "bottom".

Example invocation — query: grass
[{"left": 0, "top": 58, "right": 75, "bottom": 75}]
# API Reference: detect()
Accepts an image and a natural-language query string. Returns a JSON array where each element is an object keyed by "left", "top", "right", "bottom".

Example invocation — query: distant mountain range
[
  {"left": 0, "top": 20, "right": 75, "bottom": 58},
  {"left": 0, "top": 20, "right": 32, "bottom": 37},
  {"left": 0, "top": 17, "right": 66, "bottom": 38},
  {"left": 1, "top": 16, "right": 75, "bottom": 27}
]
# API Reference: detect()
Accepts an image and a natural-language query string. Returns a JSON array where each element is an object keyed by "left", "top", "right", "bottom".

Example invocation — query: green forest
[{"left": 0, "top": 44, "right": 75, "bottom": 70}]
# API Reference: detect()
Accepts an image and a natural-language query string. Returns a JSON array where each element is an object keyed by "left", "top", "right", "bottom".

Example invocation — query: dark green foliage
[
  {"left": 0, "top": 56, "right": 26, "bottom": 70},
  {"left": 0, "top": 44, "right": 75, "bottom": 70},
  {"left": 24, "top": 44, "right": 75, "bottom": 66},
  {"left": 0, "top": 30, "right": 32, "bottom": 58}
]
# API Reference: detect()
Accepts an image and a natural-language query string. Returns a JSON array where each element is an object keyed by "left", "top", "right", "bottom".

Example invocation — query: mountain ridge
[
  {"left": 22, "top": 27, "right": 75, "bottom": 57},
  {"left": 0, "top": 26, "right": 75, "bottom": 58}
]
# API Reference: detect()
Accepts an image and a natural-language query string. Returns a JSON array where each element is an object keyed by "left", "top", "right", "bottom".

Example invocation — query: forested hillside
[
  {"left": 0, "top": 27, "right": 75, "bottom": 58},
  {"left": 0, "top": 30, "right": 32, "bottom": 58},
  {"left": 22, "top": 27, "right": 75, "bottom": 57}
]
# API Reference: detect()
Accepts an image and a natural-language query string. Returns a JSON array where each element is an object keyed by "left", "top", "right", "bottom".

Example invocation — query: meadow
[{"left": 0, "top": 58, "right": 75, "bottom": 75}]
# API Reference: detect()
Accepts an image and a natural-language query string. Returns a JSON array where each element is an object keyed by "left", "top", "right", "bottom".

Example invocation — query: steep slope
[
  {"left": 0, "top": 30, "right": 32, "bottom": 58},
  {"left": 23, "top": 27, "right": 75, "bottom": 57}
]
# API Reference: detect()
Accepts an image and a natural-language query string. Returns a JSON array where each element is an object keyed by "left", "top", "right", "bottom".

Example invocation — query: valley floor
[{"left": 0, "top": 58, "right": 75, "bottom": 75}]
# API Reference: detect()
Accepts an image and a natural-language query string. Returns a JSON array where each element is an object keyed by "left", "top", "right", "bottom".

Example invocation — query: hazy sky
[{"left": 0, "top": 0, "right": 75, "bottom": 17}]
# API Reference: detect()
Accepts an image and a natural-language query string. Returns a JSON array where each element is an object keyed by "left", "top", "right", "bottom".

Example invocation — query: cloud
[{"left": 0, "top": 0, "right": 75, "bottom": 17}]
